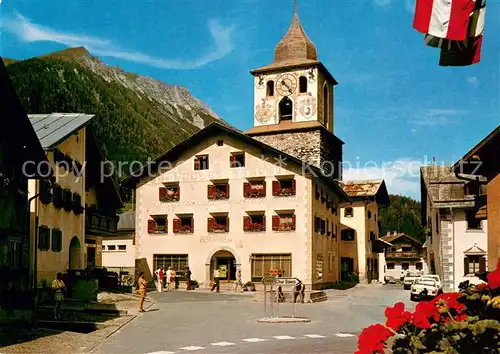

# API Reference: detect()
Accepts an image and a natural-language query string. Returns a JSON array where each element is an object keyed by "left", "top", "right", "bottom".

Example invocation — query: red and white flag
[{"left": 414, "top": 0, "right": 476, "bottom": 41}]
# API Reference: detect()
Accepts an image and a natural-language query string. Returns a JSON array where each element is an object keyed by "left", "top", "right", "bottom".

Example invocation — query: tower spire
[{"left": 294, "top": 0, "right": 298, "bottom": 14}]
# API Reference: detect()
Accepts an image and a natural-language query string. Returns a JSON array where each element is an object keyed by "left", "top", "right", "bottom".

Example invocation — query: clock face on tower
[{"left": 276, "top": 73, "right": 298, "bottom": 96}]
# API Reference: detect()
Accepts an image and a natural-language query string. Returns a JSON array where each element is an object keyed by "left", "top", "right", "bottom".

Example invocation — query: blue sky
[{"left": 1, "top": 0, "right": 498, "bottom": 199}]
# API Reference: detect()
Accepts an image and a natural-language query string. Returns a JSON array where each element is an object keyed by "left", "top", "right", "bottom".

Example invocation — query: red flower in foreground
[
  {"left": 487, "top": 258, "right": 500, "bottom": 289},
  {"left": 475, "top": 283, "right": 490, "bottom": 291},
  {"left": 433, "top": 293, "right": 465, "bottom": 313},
  {"left": 355, "top": 324, "right": 393, "bottom": 354},
  {"left": 385, "top": 302, "right": 412, "bottom": 331},
  {"left": 413, "top": 301, "right": 440, "bottom": 329}
]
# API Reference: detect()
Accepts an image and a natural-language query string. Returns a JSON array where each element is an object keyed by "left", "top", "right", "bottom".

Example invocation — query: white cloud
[
  {"left": 342, "top": 158, "right": 426, "bottom": 199},
  {"left": 3, "top": 13, "right": 235, "bottom": 70},
  {"left": 409, "top": 116, "right": 454, "bottom": 126},
  {"left": 467, "top": 76, "right": 480, "bottom": 87}
]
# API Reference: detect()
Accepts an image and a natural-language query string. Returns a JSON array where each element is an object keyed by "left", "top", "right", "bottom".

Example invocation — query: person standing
[
  {"left": 155, "top": 267, "right": 164, "bottom": 293},
  {"left": 293, "top": 279, "right": 305, "bottom": 303},
  {"left": 52, "top": 272, "right": 66, "bottom": 320},
  {"left": 211, "top": 267, "right": 220, "bottom": 293},
  {"left": 186, "top": 267, "right": 192, "bottom": 290},
  {"left": 234, "top": 268, "right": 243, "bottom": 293},
  {"left": 166, "top": 267, "right": 173, "bottom": 291},
  {"left": 137, "top": 272, "right": 147, "bottom": 312}
]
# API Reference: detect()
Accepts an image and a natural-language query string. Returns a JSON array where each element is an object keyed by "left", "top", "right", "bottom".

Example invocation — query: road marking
[
  {"left": 304, "top": 334, "right": 326, "bottom": 338},
  {"left": 179, "top": 346, "right": 205, "bottom": 351},
  {"left": 335, "top": 333, "right": 356, "bottom": 338},
  {"left": 273, "top": 335, "right": 295, "bottom": 340},
  {"left": 148, "top": 352, "right": 176, "bottom": 354},
  {"left": 242, "top": 338, "right": 268, "bottom": 343},
  {"left": 210, "top": 342, "right": 235, "bottom": 347}
]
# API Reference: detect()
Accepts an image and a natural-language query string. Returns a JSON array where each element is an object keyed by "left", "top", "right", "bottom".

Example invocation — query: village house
[
  {"left": 421, "top": 165, "right": 488, "bottom": 292},
  {"left": 453, "top": 126, "right": 500, "bottom": 271},
  {"left": 28, "top": 113, "right": 122, "bottom": 285},
  {"left": 0, "top": 59, "right": 48, "bottom": 309},
  {"left": 102, "top": 211, "right": 135, "bottom": 279},
  {"left": 339, "top": 180, "right": 391, "bottom": 284},
  {"left": 380, "top": 232, "right": 427, "bottom": 279},
  {"left": 122, "top": 6, "right": 353, "bottom": 290}
]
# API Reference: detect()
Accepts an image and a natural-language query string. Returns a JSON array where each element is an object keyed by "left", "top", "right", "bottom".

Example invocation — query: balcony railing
[
  {"left": 385, "top": 251, "right": 422, "bottom": 259},
  {"left": 86, "top": 212, "right": 118, "bottom": 235}
]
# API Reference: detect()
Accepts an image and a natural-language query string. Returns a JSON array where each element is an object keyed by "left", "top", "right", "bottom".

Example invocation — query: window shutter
[
  {"left": 292, "top": 214, "right": 296, "bottom": 230},
  {"left": 314, "top": 216, "right": 320, "bottom": 233},
  {"left": 464, "top": 257, "right": 469, "bottom": 276},
  {"left": 272, "top": 181, "right": 279, "bottom": 196},
  {"left": 479, "top": 257, "right": 486, "bottom": 273},
  {"left": 208, "top": 218, "right": 215, "bottom": 232},
  {"left": 262, "top": 215, "right": 266, "bottom": 231},
  {"left": 272, "top": 215, "right": 280, "bottom": 231},
  {"left": 190, "top": 218, "right": 194, "bottom": 233},
  {"left": 164, "top": 218, "right": 168, "bottom": 233},
  {"left": 159, "top": 187, "right": 167, "bottom": 201},
  {"left": 148, "top": 219, "right": 156, "bottom": 234},
  {"left": 244, "top": 182, "right": 250, "bottom": 197},
  {"left": 177, "top": 185, "right": 181, "bottom": 200},
  {"left": 226, "top": 217, "right": 230, "bottom": 232},
  {"left": 262, "top": 181, "right": 267, "bottom": 197},
  {"left": 208, "top": 185, "right": 215, "bottom": 199},
  {"left": 230, "top": 155, "right": 235, "bottom": 168},
  {"left": 226, "top": 184, "right": 230, "bottom": 198},
  {"left": 173, "top": 219, "right": 181, "bottom": 233},
  {"left": 194, "top": 158, "right": 200, "bottom": 170},
  {"left": 243, "top": 216, "right": 251, "bottom": 231},
  {"left": 292, "top": 179, "right": 296, "bottom": 194},
  {"left": 51, "top": 229, "right": 57, "bottom": 251}
]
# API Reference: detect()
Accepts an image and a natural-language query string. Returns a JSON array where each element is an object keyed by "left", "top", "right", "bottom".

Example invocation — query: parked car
[
  {"left": 410, "top": 278, "right": 440, "bottom": 301},
  {"left": 403, "top": 272, "right": 421, "bottom": 290},
  {"left": 420, "top": 274, "right": 443, "bottom": 294},
  {"left": 384, "top": 275, "right": 397, "bottom": 284}
]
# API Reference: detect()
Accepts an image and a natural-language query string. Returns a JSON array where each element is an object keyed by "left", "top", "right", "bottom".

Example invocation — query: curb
[{"left": 257, "top": 317, "right": 311, "bottom": 324}]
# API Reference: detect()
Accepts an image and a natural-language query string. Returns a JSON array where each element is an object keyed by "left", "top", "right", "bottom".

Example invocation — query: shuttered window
[
  {"left": 51, "top": 228, "right": 63, "bottom": 252},
  {"left": 38, "top": 226, "right": 51, "bottom": 251},
  {"left": 251, "top": 254, "right": 292, "bottom": 281}
]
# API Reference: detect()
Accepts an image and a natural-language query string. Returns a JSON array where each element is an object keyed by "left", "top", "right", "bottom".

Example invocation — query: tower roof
[{"left": 273, "top": 11, "right": 318, "bottom": 65}]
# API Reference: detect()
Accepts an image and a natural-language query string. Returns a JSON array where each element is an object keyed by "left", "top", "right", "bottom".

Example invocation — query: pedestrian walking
[
  {"left": 52, "top": 272, "right": 66, "bottom": 320},
  {"left": 186, "top": 267, "right": 192, "bottom": 290},
  {"left": 155, "top": 267, "right": 164, "bottom": 292},
  {"left": 233, "top": 268, "right": 243, "bottom": 293},
  {"left": 293, "top": 279, "right": 305, "bottom": 303},
  {"left": 210, "top": 267, "right": 220, "bottom": 293},
  {"left": 137, "top": 272, "right": 147, "bottom": 312}
]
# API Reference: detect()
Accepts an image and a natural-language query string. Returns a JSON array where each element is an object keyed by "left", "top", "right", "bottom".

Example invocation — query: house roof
[
  {"left": 452, "top": 125, "right": 500, "bottom": 179},
  {"left": 117, "top": 211, "right": 135, "bottom": 231},
  {"left": 28, "top": 113, "right": 95, "bottom": 149},
  {"left": 121, "top": 121, "right": 351, "bottom": 203},
  {"left": 380, "top": 232, "right": 423, "bottom": 246},
  {"left": 420, "top": 165, "right": 474, "bottom": 209},
  {"left": 0, "top": 58, "right": 48, "bottom": 176},
  {"left": 340, "top": 179, "right": 390, "bottom": 206}
]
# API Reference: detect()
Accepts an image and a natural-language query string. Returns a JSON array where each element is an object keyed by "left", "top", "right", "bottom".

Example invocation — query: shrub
[{"left": 355, "top": 258, "right": 500, "bottom": 354}]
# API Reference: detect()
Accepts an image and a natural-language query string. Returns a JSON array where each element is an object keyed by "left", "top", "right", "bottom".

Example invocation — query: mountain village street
[{"left": 91, "top": 285, "right": 412, "bottom": 354}]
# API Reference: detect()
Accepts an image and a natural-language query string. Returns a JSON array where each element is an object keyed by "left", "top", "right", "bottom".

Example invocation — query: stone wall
[{"left": 253, "top": 130, "right": 322, "bottom": 169}]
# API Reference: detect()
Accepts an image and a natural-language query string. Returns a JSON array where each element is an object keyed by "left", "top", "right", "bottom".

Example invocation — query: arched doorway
[
  {"left": 69, "top": 236, "right": 82, "bottom": 270},
  {"left": 279, "top": 96, "right": 293, "bottom": 121},
  {"left": 210, "top": 250, "right": 237, "bottom": 282}
]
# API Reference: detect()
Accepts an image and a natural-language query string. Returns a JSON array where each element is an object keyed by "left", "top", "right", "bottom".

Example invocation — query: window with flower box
[
  {"left": 272, "top": 178, "right": 296, "bottom": 197},
  {"left": 272, "top": 213, "right": 296, "bottom": 231},
  {"left": 147, "top": 216, "right": 168, "bottom": 234},
  {"left": 194, "top": 155, "right": 209, "bottom": 170},
  {"left": 173, "top": 216, "right": 194, "bottom": 234},
  {"left": 230, "top": 152, "right": 245, "bottom": 168},
  {"left": 243, "top": 214, "right": 266, "bottom": 232},
  {"left": 244, "top": 180, "right": 266, "bottom": 198},
  {"left": 208, "top": 215, "right": 229, "bottom": 233},
  {"left": 159, "top": 184, "right": 180, "bottom": 202},
  {"left": 208, "top": 183, "right": 229, "bottom": 200}
]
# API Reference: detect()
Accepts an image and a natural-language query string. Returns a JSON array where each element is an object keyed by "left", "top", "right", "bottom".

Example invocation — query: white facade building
[{"left": 421, "top": 165, "right": 488, "bottom": 292}]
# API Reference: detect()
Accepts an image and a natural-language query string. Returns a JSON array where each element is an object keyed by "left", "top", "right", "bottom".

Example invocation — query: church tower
[{"left": 245, "top": 1, "right": 343, "bottom": 179}]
